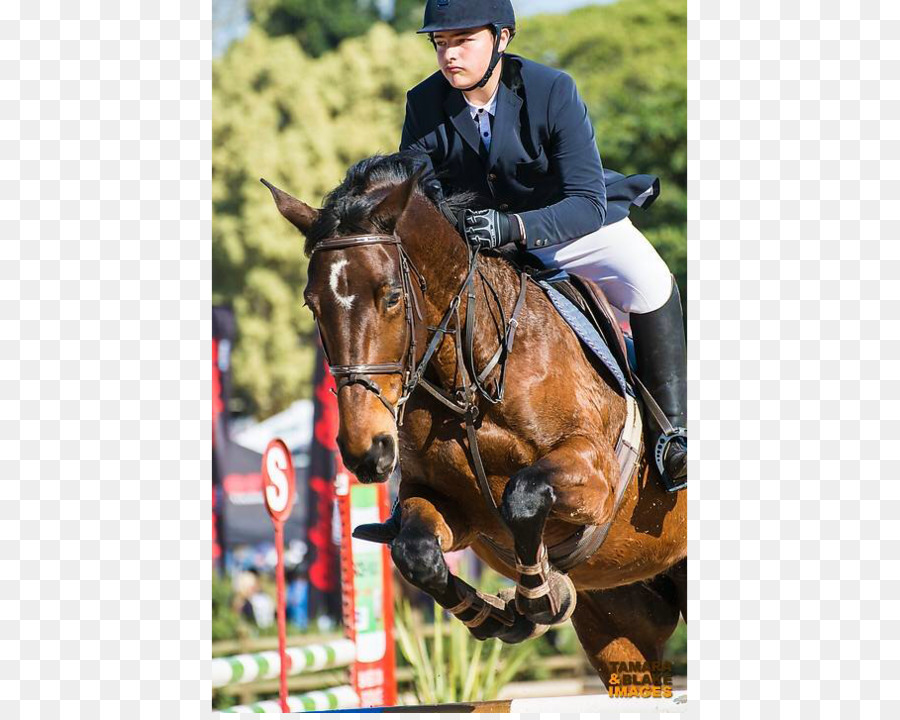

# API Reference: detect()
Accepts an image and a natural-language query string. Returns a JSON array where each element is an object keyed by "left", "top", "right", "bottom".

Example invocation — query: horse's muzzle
[{"left": 341, "top": 433, "right": 396, "bottom": 484}]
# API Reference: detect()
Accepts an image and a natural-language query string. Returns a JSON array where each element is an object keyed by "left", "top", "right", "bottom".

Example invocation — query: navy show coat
[{"left": 399, "top": 53, "right": 659, "bottom": 251}]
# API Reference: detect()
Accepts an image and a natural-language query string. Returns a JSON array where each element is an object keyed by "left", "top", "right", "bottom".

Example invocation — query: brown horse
[{"left": 263, "top": 152, "right": 686, "bottom": 688}]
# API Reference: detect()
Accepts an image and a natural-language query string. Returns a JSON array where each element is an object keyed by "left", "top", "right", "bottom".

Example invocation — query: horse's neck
[{"left": 401, "top": 200, "right": 524, "bottom": 392}]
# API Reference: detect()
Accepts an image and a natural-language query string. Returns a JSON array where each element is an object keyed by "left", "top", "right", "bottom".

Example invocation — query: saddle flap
[
  {"left": 537, "top": 279, "right": 630, "bottom": 398},
  {"left": 563, "top": 273, "right": 634, "bottom": 386},
  {"left": 500, "top": 255, "right": 634, "bottom": 392}
]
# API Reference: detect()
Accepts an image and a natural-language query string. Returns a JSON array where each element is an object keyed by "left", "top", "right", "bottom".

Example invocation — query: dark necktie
[{"left": 478, "top": 113, "right": 493, "bottom": 162}]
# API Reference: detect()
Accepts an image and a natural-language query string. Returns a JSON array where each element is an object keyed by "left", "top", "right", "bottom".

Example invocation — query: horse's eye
[{"left": 385, "top": 290, "right": 402, "bottom": 309}]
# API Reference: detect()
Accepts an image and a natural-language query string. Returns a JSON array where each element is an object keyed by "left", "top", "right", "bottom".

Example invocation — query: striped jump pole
[
  {"left": 359, "top": 693, "right": 688, "bottom": 714},
  {"left": 211, "top": 638, "right": 358, "bottom": 688},
  {"left": 221, "top": 685, "right": 360, "bottom": 713}
]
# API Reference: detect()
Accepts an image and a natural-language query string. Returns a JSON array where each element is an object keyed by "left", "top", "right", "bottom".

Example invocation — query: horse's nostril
[
  {"left": 338, "top": 434, "right": 395, "bottom": 480},
  {"left": 371, "top": 434, "right": 395, "bottom": 474}
]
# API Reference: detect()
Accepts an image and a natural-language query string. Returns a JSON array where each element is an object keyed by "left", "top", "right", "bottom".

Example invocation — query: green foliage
[
  {"left": 391, "top": 0, "right": 427, "bottom": 32},
  {"left": 212, "top": 24, "right": 434, "bottom": 415},
  {"left": 641, "top": 222, "right": 687, "bottom": 304},
  {"left": 213, "top": 573, "right": 243, "bottom": 642},
  {"left": 213, "top": 0, "right": 686, "bottom": 414},
  {"left": 251, "top": 0, "right": 426, "bottom": 56},
  {"left": 515, "top": 0, "right": 687, "bottom": 233},
  {"left": 394, "top": 596, "right": 535, "bottom": 703},
  {"left": 250, "top": 0, "right": 381, "bottom": 57}
]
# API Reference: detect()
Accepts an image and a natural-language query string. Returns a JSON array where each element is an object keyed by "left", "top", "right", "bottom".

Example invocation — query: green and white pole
[
  {"left": 219, "top": 685, "right": 360, "bottom": 713},
  {"left": 211, "top": 638, "right": 357, "bottom": 688}
]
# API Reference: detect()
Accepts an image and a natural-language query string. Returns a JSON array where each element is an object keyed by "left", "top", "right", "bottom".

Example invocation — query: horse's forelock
[{"left": 303, "top": 151, "right": 478, "bottom": 256}]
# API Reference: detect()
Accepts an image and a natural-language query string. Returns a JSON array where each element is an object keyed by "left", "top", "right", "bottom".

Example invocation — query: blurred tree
[
  {"left": 250, "top": 0, "right": 426, "bottom": 56},
  {"left": 250, "top": 0, "right": 382, "bottom": 57},
  {"left": 515, "top": 0, "right": 686, "bottom": 296},
  {"left": 213, "top": 25, "right": 434, "bottom": 416},
  {"left": 390, "top": 0, "right": 426, "bottom": 32}
]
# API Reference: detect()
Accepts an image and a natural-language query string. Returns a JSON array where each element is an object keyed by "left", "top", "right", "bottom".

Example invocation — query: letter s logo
[
  {"left": 263, "top": 439, "right": 296, "bottom": 523},
  {"left": 265, "top": 447, "right": 289, "bottom": 513}
]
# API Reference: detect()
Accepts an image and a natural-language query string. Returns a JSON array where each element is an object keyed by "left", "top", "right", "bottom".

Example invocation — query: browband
[{"left": 312, "top": 234, "right": 400, "bottom": 253}]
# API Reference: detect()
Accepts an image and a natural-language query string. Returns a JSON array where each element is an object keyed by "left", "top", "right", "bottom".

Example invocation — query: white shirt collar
[{"left": 463, "top": 82, "right": 500, "bottom": 119}]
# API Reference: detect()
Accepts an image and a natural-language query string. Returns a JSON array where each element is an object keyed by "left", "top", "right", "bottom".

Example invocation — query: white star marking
[{"left": 329, "top": 258, "right": 355, "bottom": 310}]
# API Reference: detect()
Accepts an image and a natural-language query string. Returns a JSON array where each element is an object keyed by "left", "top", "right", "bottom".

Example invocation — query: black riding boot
[{"left": 630, "top": 277, "right": 687, "bottom": 491}]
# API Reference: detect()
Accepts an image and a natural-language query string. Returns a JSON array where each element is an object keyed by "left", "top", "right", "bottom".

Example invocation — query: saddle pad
[{"left": 537, "top": 279, "right": 633, "bottom": 398}]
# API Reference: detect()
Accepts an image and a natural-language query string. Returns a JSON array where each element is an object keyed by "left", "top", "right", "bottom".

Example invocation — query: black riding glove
[{"left": 461, "top": 209, "right": 523, "bottom": 250}]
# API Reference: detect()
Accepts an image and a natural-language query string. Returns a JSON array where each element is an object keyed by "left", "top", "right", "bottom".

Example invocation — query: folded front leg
[
  {"left": 500, "top": 435, "right": 618, "bottom": 626},
  {"left": 390, "top": 485, "right": 545, "bottom": 644}
]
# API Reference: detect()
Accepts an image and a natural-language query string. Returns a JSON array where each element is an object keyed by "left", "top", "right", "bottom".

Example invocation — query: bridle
[
  {"left": 311, "top": 225, "right": 527, "bottom": 418},
  {"left": 311, "top": 217, "right": 528, "bottom": 534},
  {"left": 310, "top": 233, "right": 427, "bottom": 425}
]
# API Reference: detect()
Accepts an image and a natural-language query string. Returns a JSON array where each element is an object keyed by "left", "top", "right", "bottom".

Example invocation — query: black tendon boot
[{"left": 630, "top": 277, "right": 687, "bottom": 491}]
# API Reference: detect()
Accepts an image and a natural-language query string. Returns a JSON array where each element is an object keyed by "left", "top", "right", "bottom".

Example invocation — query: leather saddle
[
  {"left": 549, "top": 272, "right": 634, "bottom": 386},
  {"left": 497, "top": 245, "right": 634, "bottom": 390}
]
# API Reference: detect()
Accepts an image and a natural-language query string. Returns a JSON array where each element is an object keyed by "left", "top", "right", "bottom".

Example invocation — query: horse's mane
[{"left": 304, "top": 151, "right": 481, "bottom": 256}]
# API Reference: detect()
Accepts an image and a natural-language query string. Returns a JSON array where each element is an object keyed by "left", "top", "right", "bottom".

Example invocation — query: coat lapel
[
  {"left": 444, "top": 90, "right": 483, "bottom": 158},
  {"left": 442, "top": 58, "right": 524, "bottom": 167},
  {"left": 487, "top": 80, "right": 522, "bottom": 170}
]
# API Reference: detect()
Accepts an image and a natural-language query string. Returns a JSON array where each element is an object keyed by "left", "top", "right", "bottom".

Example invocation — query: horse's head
[{"left": 262, "top": 161, "right": 432, "bottom": 483}]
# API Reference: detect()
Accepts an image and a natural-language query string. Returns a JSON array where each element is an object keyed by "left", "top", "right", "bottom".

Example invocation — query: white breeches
[{"left": 527, "top": 217, "right": 673, "bottom": 315}]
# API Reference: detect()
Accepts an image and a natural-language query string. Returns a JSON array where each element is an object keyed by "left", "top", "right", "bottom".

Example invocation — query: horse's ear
[
  {"left": 371, "top": 166, "right": 425, "bottom": 233},
  {"left": 260, "top": 178, "right": 319, "bottom": 235}
]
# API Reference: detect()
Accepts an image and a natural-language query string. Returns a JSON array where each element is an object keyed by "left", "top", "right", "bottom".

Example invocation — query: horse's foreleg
[
  {"left": 500, "top": 436, "right": 616, "bottom": 626},
  {"left": 390, "top": 491, "right": 543, "bottom": 644}
]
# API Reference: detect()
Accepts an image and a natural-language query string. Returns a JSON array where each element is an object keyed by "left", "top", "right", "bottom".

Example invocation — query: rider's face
[{"left": 433, "top": 27, "right": 510, "bottom": 89}]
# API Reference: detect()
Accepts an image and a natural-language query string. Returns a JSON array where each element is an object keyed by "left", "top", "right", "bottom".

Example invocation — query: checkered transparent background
[
  {"left": 3, "top": 0, "right": 212, "bottom": 718},
  {"left": 1, "top": 0, "right": 897, "bottom": 718}
]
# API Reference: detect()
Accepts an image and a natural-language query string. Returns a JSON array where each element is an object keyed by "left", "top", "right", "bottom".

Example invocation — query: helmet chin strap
[{"left": 460, "top": 27, "right": 503, "bottom": 91}]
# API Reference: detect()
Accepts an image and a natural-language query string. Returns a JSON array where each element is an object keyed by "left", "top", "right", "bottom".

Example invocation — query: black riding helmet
[{"left": 418, "top": 0, "right": 517, "bottom": 91}]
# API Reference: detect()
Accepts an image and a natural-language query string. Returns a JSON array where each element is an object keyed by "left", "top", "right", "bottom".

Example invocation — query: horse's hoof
[
  {"left": 467, "top": 614, "right": 535, "bottom": 644},
  {"left": 494, "top": 588, "right": 550, "bottom": 643},
  {"left": 515, "top": 569, "right": 577, "bottom": 626},
  {"left": 352, "top": 520, "right": 399, "bottom": 544},
  {"left": 494, "top": 611, "right": 547, "bottom": 644}
]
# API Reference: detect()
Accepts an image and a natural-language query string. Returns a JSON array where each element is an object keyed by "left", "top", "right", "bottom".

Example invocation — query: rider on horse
[{"left": 364, "top": 0, "right": 686, "bottom": 539}]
